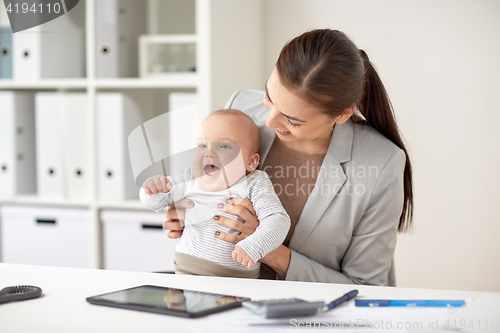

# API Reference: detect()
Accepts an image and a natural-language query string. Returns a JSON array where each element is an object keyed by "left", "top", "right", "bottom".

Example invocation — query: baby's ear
[{"left": 247, "top": 153, "right": 260, "bottom": 171}]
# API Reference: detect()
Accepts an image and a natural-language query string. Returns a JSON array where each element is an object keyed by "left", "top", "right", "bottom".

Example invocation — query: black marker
[{"left": 322, "top": 289, "right": 358, "bottom": 312}]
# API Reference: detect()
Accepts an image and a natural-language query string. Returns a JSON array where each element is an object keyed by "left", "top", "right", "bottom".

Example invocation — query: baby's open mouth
[{"left": 204, "top": 164, "right": 221, "bottom": 177}]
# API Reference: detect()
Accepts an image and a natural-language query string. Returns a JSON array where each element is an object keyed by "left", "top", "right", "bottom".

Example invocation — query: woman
[{"left": 164, "top": 29, "right": 413, "bottom": 286}]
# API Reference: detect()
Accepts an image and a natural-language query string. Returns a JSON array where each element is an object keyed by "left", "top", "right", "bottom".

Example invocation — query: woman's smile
[{"left": 276, "top": 128, "right": 292, "bottom": 136}]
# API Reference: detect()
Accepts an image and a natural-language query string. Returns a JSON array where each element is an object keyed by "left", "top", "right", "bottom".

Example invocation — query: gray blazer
[{"left": 225, "top": 90, "right": 406, "bottom": 286}]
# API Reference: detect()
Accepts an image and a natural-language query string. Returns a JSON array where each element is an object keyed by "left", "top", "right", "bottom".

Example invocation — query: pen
[
  {"left": 322, "top": 289, "right": 358, "bottom": 312},
  {"left": 355, "top": 300, "right": 466, "bottom": 307}
]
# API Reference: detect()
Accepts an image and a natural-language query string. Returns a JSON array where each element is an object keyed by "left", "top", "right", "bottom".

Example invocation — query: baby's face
[{"left": 192, "top": 114, "right": 257, "bottom": 192}]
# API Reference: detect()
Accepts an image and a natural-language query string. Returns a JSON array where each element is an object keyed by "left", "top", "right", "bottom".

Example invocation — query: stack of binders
[
  {"left": 127, "top": 92, "right": 200, "bottom": 190},
  {"left": 95, "top": 0, "right": 146, "bottom": 78},
  {"left": 0, "top": 92, "right": 36, "bottom": 196},
  {"left": 9, "top": 1, "right": 85, "bottom": 80},
  {"left": 0, "top": 3, "right": 12, "bottom": 78},
  {"left": 28, "top": 92, "right": 145, "bottom": 202},
  {"left": 97, "top": 93, "right": 144, "bottom": 201},
  {"left": 35, "top": 93, "right": 90, "bottom": 200}
]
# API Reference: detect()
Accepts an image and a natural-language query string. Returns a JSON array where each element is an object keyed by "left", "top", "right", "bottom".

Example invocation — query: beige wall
[{"left": 261, "top": 0, "right": 500, "bottom": 292}]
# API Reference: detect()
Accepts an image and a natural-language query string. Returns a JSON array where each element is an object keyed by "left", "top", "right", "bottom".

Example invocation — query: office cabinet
[{"left": 0, "top": 0, "right": 263, "bottom": 269}]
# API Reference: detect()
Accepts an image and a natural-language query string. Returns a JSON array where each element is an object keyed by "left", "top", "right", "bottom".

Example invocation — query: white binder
[
  {"left": 0, "top": 92, "right": 36, "bottom": 196},
  {"left": 35, "top": 93, "right": 66, "bottom": 198},
  {"left": 97, "top": 93, "right": 144, "bottom": 201},
  {"left": 12, "top": 2, "right": 85, "bottom": 79},
  {"left": 62, "top": 94, "right": 90, "bottom": 200},
  {"left": 95, "top": 0, "right": 146, "bottom": 77},
  {"left": 168, "top": 92, "right": 199, "bottom": 174},
  {"left": 168, "top": 93, "right": 199, "bottom": 155}
]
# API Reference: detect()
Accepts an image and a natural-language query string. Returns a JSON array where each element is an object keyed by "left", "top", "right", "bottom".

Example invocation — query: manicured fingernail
[
  {"left": 225, "top": 199, "right": 231, "bottom": 204},
  {"left": 188, "top": 200, "right": 194, "bottom": 207},
  {"left": 214, "top": 215, "right": 220, "bottom": 221},
  {"left": 218, "top": 203, "right": 224, "bottom": 209},
  {"left": 215, "top": 231, "right": 220, "bottom": 236}
]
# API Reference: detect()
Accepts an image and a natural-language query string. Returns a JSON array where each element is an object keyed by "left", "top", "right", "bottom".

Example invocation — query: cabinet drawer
[
  {"left": 101, "top": 210, "right": 176, "bottom": 272},
  {"left": 0, "top": 205, "right": 92, "bottom": 268}
]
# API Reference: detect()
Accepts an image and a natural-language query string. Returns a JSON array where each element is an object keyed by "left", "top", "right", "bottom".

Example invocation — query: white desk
[{"left": 1, "top": 263, "right": 499, "bottom": 333}]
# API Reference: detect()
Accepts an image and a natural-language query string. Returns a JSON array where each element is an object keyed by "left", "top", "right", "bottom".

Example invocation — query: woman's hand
[
  {"left": 214, "top": 198, "right": 259, "bottom": 243},
  {"left": 215, "top": 197, "right": 292, "bottom": 277},
  {"left": 163, "top": 199, "right": 194, "bottom": 239}
]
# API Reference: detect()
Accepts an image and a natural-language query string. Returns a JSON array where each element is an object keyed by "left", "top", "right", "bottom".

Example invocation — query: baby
[{"left": 140, "top": 109, "right": 290, "bottom": 278}]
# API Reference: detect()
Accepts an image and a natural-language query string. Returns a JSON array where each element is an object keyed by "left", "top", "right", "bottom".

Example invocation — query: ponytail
[{"left": 358, "top": 50, "right": 413, "bottom": 232}]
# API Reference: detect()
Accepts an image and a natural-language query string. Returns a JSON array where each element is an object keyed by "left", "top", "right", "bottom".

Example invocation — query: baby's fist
[
  {"left": 144, "top": 176, "right": 171, "bottom": 195},
  {"left": 232, "top": 246, "right": 255, "bottom": 270}
]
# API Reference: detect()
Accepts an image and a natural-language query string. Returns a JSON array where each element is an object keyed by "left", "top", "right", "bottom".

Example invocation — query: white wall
[{"left": 262, "top": 0, "right": 500, "bottom": 292}]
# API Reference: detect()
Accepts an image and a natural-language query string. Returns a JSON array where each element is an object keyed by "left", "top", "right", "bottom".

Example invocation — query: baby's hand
[
  {"left": 144, "top": 176, "right": 172, "bottom": 195},
  {"left": 232, "top": 246, "right": 255, "bottom": 270}
]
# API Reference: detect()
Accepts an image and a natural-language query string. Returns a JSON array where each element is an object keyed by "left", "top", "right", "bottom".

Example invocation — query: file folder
[
  {"left": 35, "top": 92, "right": 90, "bottom": 200},
  {"left": 12, "top": 2, "right": 85, "bottom": 79},
  {"left": 62, "top": 94, "right": 90, "bottom": 200},
  {"left": 0, "top": 92, "right": 36, "bottom": 196},
  {"left": 97, "top": 93, "right": 144, "bottom": 201},
  {"left": 35, "top": 93, "right": 66, "bottom": 198},
  {"left": 0, "top": 27, "right": 13, "bottom": 79},
  {"left": 168, "top": 93, "right": 199, "bottom": 174},
  {"left": 96, "top": 0, "right": 146, "bottom": 77}
]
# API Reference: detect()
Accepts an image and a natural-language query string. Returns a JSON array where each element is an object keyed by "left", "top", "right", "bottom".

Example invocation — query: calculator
[{"left": 242, "top": 298, "right": 325, "bottom": 318}]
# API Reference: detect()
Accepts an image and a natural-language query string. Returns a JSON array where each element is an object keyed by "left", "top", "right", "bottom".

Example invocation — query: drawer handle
[
  {"left": 141, "top": 224, "right": 163, "bottom": 230},
  {"left": 36, "top": 219, "right": 56, "bottom": 225}
]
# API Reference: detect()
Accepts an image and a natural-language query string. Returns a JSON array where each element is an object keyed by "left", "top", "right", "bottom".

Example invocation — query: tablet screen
[{"left": 87, "top": 285, "right": 248, "bottom": 317}]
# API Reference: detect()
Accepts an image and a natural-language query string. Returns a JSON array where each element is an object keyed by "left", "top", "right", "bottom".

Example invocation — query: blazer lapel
[{"left": 289, "top": 119, "right": 354, "bottom": 250}]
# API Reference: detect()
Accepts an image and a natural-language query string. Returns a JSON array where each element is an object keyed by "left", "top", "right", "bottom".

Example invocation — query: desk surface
[{"left": 1, "top": 263, "right": 499, "bottom": 333}]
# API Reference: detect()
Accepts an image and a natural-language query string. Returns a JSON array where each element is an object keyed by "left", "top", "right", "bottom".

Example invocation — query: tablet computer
[{"left": 86, "top": 285, "right": 249, "bottom": 318}]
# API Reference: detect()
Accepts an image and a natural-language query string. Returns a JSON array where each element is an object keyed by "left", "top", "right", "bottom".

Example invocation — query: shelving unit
[{"left": 0, "top": 0, "right": 264, "bottom": 269}]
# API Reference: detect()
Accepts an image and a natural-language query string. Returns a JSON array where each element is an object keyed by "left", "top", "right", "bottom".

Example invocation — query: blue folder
[
  {"left": 355, "top": 299, "right": 466, "bottom": 307},
  {"left": 0, "top": 26, "right": 13, "bottom": 79}
]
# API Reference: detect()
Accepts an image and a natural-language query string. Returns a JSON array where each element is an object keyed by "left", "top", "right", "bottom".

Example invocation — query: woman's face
[{"left": 264, "top": 67, "right": 339, "bottom": 147}]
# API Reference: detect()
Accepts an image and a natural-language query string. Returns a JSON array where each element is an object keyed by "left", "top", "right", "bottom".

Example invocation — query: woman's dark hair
[{"left": 276, "top": 29, "right": 413, "bottom": 232}]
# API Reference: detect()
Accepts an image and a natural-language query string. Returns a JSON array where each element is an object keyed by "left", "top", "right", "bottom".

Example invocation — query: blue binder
[{"left": 0, "top": 26, "right": 13, "bottom": 79}]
